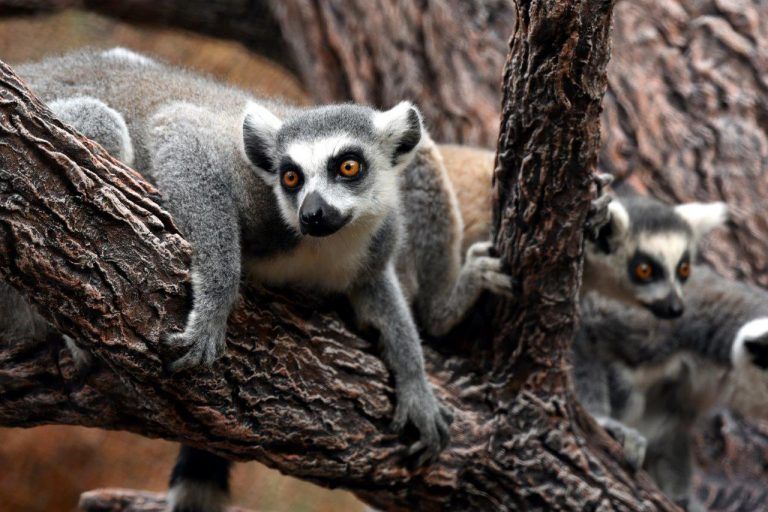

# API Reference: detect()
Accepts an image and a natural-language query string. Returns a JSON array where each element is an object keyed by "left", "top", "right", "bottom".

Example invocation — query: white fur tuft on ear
[
  {"left": 242, "top": 101, "right": 282, "bottom": 175},
  {"left": 608, "top": 199, "right": 630, "bottom": 238},
  {"left": 244, "top": 101, "right": 282, "bottom": 133},
  {"left": 372, "top": 101, "right": 423, "bottom": 164},
  {"left": 674, "top": 201, "right": 728, "bottom": 238}
]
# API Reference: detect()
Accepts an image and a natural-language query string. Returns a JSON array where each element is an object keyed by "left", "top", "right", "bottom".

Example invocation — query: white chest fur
[{"left": 245, "top": 219, "right": 379, "bottom": 292}]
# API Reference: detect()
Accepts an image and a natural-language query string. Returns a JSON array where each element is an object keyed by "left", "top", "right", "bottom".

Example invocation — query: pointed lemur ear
[
  {"left": 242, "top": 101, "right": 282, "bottom": 175},
  {"left": 373, "top": 101, "right": 423, "bottom": 166},
  {"left": 675, "top": 202, "right": 728, "bottom": 239},
  {"left": 594, "top": 200, "right": 630, "bottom": 254}
]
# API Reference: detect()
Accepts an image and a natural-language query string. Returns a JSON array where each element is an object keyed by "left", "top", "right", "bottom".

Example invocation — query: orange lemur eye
[
  {"left": 635, "top": 263, "right": 653, "bottom": 281},
  {"left": 339, "top": 159, "right": 361, "bottom": 178},
  {"left": 282, "top": 170, "right": 301, "bottom": 188},
  {"left": 678, "top": 261, "right": 691, "bottom": 279}
]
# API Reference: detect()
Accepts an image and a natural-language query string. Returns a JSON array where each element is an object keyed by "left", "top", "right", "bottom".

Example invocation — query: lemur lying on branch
[
  {"left": 10, "top": 47, "right": 538, "bottom": 512},
  {"left": 14, "top": 47, "right": 741, "bottom": 512}
]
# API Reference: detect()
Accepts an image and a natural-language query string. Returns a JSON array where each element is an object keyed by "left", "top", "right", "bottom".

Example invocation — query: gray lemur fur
[
  {"left": 576, "top": 264, "right": 768, "bottom": 510},
  {"left": 11, "top": 48, "right": 517, "bottom": 510}
]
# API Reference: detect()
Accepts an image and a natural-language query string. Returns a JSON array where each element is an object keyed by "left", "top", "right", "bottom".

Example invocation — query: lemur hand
[
  {"left": 392, "top": 378, "right": 453, "bottom": 466},
  {"left": 733, "top": 318, "right": 768, "bottom": 370},
  {"left": 598, "top": 416, "right": 647, "bottom": 471},
  {"left": 167, "top": 311, "right": 228, "bottom": 371},
  {"left": 465, "top": 241, "right": 513, "bottom": 296},
  {"left": 585, "top": 173, "right": 614, "bottom": 241}
]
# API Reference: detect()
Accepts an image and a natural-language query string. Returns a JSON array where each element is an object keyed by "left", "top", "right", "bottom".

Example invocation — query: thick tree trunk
[{"left": 0, "top": 0, "right": 683, "bottom": 510}]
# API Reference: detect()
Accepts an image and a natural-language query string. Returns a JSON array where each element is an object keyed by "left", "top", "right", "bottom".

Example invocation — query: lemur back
[{"left": 14, "top": 48, "right": 515, "bottom": 512}]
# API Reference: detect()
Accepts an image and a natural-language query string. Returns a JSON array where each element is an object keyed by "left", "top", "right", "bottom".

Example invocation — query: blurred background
[{"left": 0, "top": 9, "right": 363, "bottom": 512}]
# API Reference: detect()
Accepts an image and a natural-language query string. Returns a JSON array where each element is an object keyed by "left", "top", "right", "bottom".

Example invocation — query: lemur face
[
  {"left": 241, "top": 102, "right": 422, "bottom": 238},
  {"left": 586, "top": 197, "right": 727, "bottom": 319}
]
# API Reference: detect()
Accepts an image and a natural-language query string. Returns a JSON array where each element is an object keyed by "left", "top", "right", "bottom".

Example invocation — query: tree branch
[{"left": 0, "top": 0, "right": 681, "bottom": 510}]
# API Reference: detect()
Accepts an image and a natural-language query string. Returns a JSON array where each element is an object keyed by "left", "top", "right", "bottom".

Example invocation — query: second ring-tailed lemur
[
  {"left": 575, "top": 195, "right": 768, "bottom": 511},
  {"left": 440, "top": 146, "right": 766, "bottom": 508},
  {"left": 576, "top": 265, "right": 768, "bottom": 510},
  {"left": 13, "top": 48, "right": 516, "bottom": 512}
]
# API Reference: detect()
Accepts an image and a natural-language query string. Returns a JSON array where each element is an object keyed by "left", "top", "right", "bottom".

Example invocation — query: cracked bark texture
[{"left": 0, "top": 0, "right": 684, "bottom": 510}]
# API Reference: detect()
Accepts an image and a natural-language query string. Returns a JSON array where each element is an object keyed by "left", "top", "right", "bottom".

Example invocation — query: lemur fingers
[
  {"left": 470, "top": 256, "right": 513, "bottom": 296},
  {"left": 167, "top": 314, "right": 228, "bottom": 371},
  {"left": 466, "top": 240, "right": 494, "bottom": 260},
  {"left": 594, "top": 172, "right": 615, "bottom": 190},
  {"left": 585, "top": 172, "right": 614, "bottom": 240},
  {"left": 585, "top": 193, "right": 613, "bottom": 240},
  {"left": 465, "top": 243, "right": 514, "bottom": 297},
  {"left": 598, "top": 417, "right": 647, "bottom": 472},
  {"left": 481, "top": 272, "right": 514, "bottom": 297},
  {"left": 392, "top": 379, "right": 453, "bottom": 466}
]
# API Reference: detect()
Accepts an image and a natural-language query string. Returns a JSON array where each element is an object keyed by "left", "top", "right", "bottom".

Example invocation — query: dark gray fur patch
[
  {"left": 392, "top": 107, "right": 422, "bottom": 162},
  {"left": 360, "top": 212, "right": 400, "bottom": 278},
  {"left": 619, "top": 196, "right": 692, "bottom": 235},
  {"left": 243, "top": 122, "right": 276, "bottom": 173}
]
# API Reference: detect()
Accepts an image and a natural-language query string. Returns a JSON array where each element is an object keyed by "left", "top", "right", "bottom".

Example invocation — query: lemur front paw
[
  {"left": 465, "top": 241, "right": 513, "bottom": 296},
  {"left": 167, "top": 313, "right": 228, "bottom": 371},
  {"left": 598, "top": 417, "right": 647, "bottom": 471},
  {"left": 733, "top": 318, "right": 768, "bottom": 370},
  {"left": 585, "top": 173, "right": 614, "bottom": 241},
  {"left": 392, "top": 379, "right": 453, "bottom": 466}
]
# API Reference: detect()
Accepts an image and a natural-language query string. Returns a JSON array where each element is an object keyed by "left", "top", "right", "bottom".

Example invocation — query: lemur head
[
  {"left": 241, "top": 101, "right": 423, "bottom": 237},
  {"left": 586, "top": 196, "right": 727, "bottom": 319}
]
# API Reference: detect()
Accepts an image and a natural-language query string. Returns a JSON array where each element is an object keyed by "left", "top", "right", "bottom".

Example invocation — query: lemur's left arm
[
  {"left": 148, "top": 103, "right": 243, "bottom": 370},
  {"left": 349, "top": 264, "right": 451, "bottom": 463}
]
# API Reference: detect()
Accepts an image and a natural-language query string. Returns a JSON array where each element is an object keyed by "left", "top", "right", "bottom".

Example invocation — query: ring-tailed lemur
[
  {"left": 583, "top": 196, "right": 728, "bottom": 319},
  {"left": 13, "top": 48, "right": 516, "bottom": 512},
  {"left": 438, "top": 145, "right": 729, "bottom": 319},
  {"left": 439, "top": 146, "right": 756, "bottom": 508},
  {"left": 577, "top": 265, "right": 768, "bottom": 510}
]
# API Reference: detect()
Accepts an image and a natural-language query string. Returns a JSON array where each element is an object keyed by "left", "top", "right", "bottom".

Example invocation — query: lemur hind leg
[
  {"left": 644, "top": 426, "right": 699, "bottom": 511},
  {"left": 168, "top": 446, "right": 231, "bottom": 512},
  {"left": 49, "top": 96, "right": 134, "bottom": 165},
  {"left": 399, "top": 138, "right": 512, "bottom": 338},
  {"left": 419, "top": 240, "right": 513, "bottom": 337}
]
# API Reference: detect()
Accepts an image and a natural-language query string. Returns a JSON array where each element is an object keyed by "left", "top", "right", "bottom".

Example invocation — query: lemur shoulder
[{"left": 14, "top": 48, "right": 515, "bottom": 512}]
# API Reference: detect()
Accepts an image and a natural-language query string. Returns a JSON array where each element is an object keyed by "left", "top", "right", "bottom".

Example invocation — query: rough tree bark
[{"left": 0, "top": 0, "right": 684, "bottom": 511}]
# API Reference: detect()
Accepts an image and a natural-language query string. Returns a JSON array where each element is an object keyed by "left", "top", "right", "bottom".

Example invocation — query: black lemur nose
[{"left": 300, "top": 192, "right": 325, "bottom": 225}]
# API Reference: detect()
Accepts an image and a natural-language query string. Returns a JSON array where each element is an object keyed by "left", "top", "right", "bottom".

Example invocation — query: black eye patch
[
  {"left": 627, "top": 250, "right": 665, "bottom": 284},
  {"left": 278, "top": 156, "right": 300, "bottom": 174}
]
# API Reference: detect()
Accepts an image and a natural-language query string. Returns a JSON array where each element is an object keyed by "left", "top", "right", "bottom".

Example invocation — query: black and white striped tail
[{"left": 168, "top": 445, "right": 231, "bottom": 512}]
